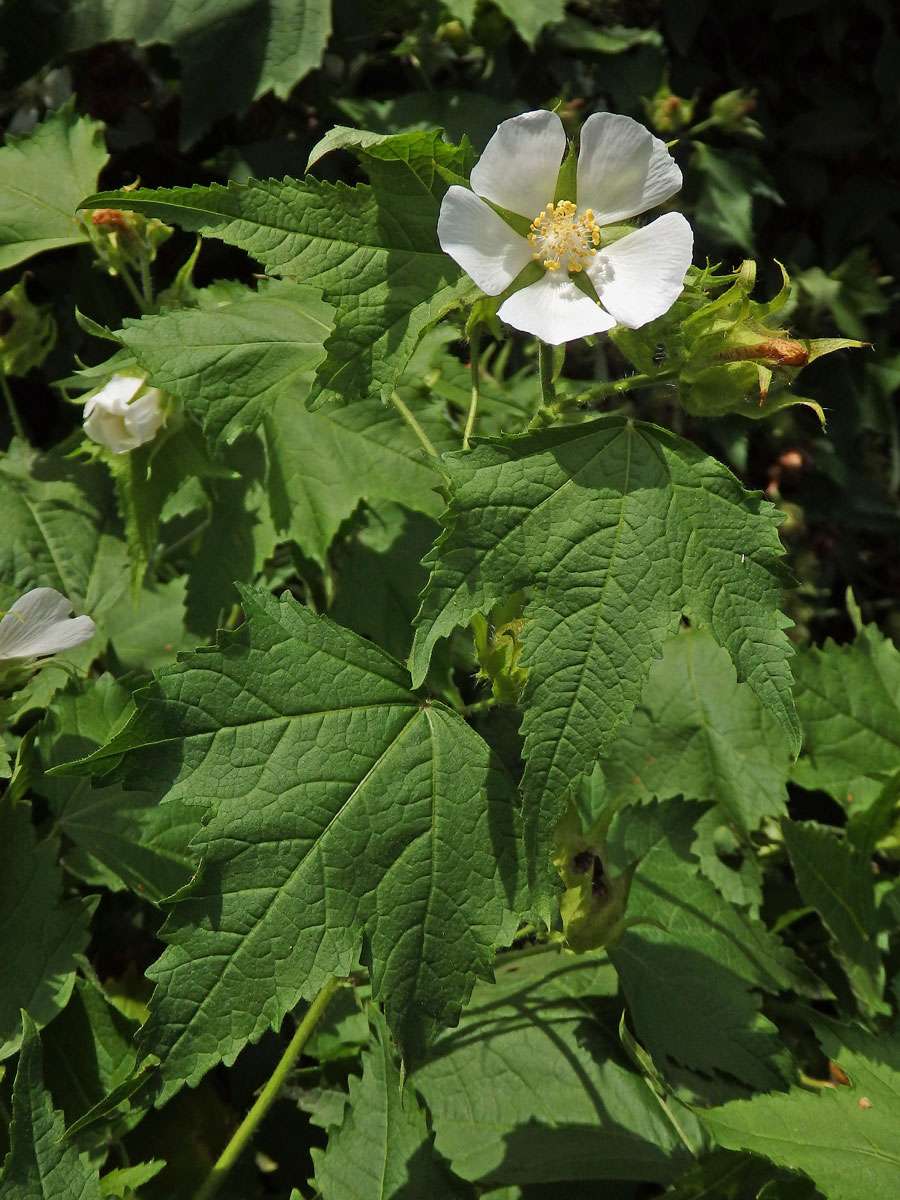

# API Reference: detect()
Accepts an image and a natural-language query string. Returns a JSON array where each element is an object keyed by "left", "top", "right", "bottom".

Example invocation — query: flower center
[{"left": 529, "top": 200, "right": 601, "bottom": 274}]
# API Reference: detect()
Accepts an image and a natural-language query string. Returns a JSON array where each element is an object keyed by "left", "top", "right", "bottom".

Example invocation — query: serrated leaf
[
  {"left": 264, "top": 394, "right": 443, "bottom": 567},
  {"left": 410, "top": 418, "right": 798, "bottom": 898},
  {"left": 702, "top": 1020, "right": 900, "bottom": 1200},
  {"left": 781, "top": 819, "right": 886, "bottom": 1017},
  {"left": 118, "top": 279, "right": 334, "bottom": 450},
  {"left": 601, "top": 627, "right": 791, "bottom": 832},
  {"left": 0, "top": 1015, "right": 102, "bottom": 1199},
  {"left": 607, "top": 802, "right": 814, "bottom": 1091},
  {"left": 313, "top": 1008, "right": 459, "bottom": 1199},
  {"left": 81, "top": 129, "right": 474, "bottom": 408},
  {"left": 0, "top": 796, "right": 95, "bottom": 1059},
  {"left": 71, "top": 587, "right": 523, "bottom": 1100},
  {"left": 0, "top": 101, "right": 107, "bottom": 269},
  {"left": 414, "top": 949, "right": 705, "bottom": 1185},
  {"left": 792, "top": 623, "right": 900, "bottom": 811}
]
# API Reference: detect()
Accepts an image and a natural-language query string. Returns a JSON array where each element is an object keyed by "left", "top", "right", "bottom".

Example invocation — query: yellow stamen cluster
[{"left": 528, "top": 200, "right": 601, "bottom": 274}]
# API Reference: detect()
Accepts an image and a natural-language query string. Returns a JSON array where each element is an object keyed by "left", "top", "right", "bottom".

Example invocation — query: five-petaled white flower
[
  {"left": 438, "top": 109, "right": 694, "bottom": 345},
  {"left": 82, "top": 370, "right": 167, "bottom": 454},
  {"left": 0, "top": 588, "right": 94, "bottom": 662}
]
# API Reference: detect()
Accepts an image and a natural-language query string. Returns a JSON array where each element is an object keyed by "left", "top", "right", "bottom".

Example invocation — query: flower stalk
[
  {"left": 462, "top": 329, "right": 481, "bottom": 449},
  {"left": 192, "top": 976, "right": 345, "bottom": 1200}
]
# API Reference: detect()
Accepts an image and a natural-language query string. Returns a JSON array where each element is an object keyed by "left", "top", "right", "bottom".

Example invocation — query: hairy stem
[
  {"left": 192, "top": 976, "right": 344, "bottom": 1200},
  {"left": 390, "top": 390, "right": 438, "bottom": 458},
  {"left": 576, "top": 368, "right": 679, "bottom": 405},
  {"left": 462, "top": 330, "right": 481, "bottom": 449}
]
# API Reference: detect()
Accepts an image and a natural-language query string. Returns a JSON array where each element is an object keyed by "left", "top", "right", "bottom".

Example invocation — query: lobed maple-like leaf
[
  {"left": 68, "top": 587, "right": 523, "bottom": 1101},
  {"left": 80, "top": 130, "right": 474, "bottom": 410},
  {"left": 410, "top": 417, "right": 798, "bottom": 899}
]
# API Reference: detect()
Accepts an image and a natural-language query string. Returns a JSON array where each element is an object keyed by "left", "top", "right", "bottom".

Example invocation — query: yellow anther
[{"left": 528, "top": 198, "right": 603, "bottom": 276}]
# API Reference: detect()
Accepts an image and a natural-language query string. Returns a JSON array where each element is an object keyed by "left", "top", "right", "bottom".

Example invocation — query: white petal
[
  {"left": 497, "top": 274, "right": 616, "bottom": 345},
  {"left": 124, "top": 388, "right": 166, "bottom": 443},
  {"left": 577, "top": 112, "right": 682, "bottom": 224},
  {"left": 0, "top": 587, "right": 95, "bottom": 660},
  {"left": 588, "top": 212, "right": 693, "bottom": 329},
  {"left": 470, "top": 110, "right": 567, "bottom": 220},
  {"left": 438, "top": 186, "right": 533, "bottom": 295}
]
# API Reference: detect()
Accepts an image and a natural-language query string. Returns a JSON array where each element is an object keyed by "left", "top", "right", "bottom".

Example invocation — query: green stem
[
  {"left": 390, "top": 390, "right": 438, "bottom": 458},
  {"left": 462, "top": 331, "right": 481, "bottom": 449},
  {"left": 118, "top": 264, "right": 149, "bottom": 314},
  {"left": 193, "top": 976, "right": 344, "bottom": 1200},
  {"left": 539, "top": 340, "right": 557, "bottom": 409},
  {"left": 1, "top": 373, "right": 25, "bottom": 439},
  {"left": 576, "top": 368, "right": 679, "bottom": 406}
]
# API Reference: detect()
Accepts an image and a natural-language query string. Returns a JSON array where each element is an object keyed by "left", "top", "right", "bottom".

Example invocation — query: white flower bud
[
  {"left": 82, "top": 370, "right": 167, "bottom": 454},
  {"left": 0, "top": 588, "right": 94, "bottom": 662}
]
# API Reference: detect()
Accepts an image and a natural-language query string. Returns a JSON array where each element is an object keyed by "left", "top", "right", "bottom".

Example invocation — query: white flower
[
  {"left": 82, "top": 370, "right": 167, "bottom": 453},
  {"left": 438, "top": 109, "right": 694, "bottom": 345},
  {"left": 0, "top": 588, "right": 94, "bottom": 662}
]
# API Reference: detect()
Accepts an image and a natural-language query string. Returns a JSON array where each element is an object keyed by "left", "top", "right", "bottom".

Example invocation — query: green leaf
[
  {"left": 661, "top": 1149, "right": 819, "bottom": 1198},
  {"left": 0, "top": 439, "right": 122, "bottom": 617},
  {"left": 601, "top": 627, "right": 791, "bottom": 832},
  {"left": 98, "top": 1160, "right": 166, "bottom": 1197},
  {"left": 313, "top": 1009, "right": 459, "bottom": 1199},
  {"left": 103, "top": 576, "right": 200, "bottom": 672},
  {"left": 36, "top": 675, "right": 199, "bottom": 901},
  {"left": 781, "top": 819, "right": 886, "bottom": 1017},
  {"left": 0, "top": 796, "right": 95, "bottom": 1059},
  {"left": 791, "top": 622, "right": 900, "bottom": 811},
  {"left": 444, "top": 0, "right": 566, "bottom": 45},
  {"left": 330, "top": 505, "right": 440, "bottom": 663},
  {"left": 118, "top": 279, "right": 334, "bottom": 451},
  {"left": 702, "top": 1019, "right": 900, "bottom": 1200},
  {"left": 72, "top": 587, "right": 523, "bottom": 1099},
  {"left": 182, "top": 435, "right": 278, "bottom": 635},
  {"left": 607, "top": 802, "right": 813, "bottom": 1091},
  {"left": 410, "top": 418, "right": 798, "bottom": 898},
  {"left": 264, "top": 394, "right": 443, "bottom": 567},
  {"left": 0, "top": 101, "right": 107, "bottom": 270},
  {"left": 0, "top": 1015, "right": 102, "bottom": 1199},
  {"left": 40, "top": 975, "right": 140, "bottom": 1130},
  {"left": 414, "top": 949, "right": 705, "bottom": 1185},
  {"left": 81, "top": 129, "right": 474, "bottom": 409},
  {"left": 62, "top": 0, "right": 330, "bottom": 148}
]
